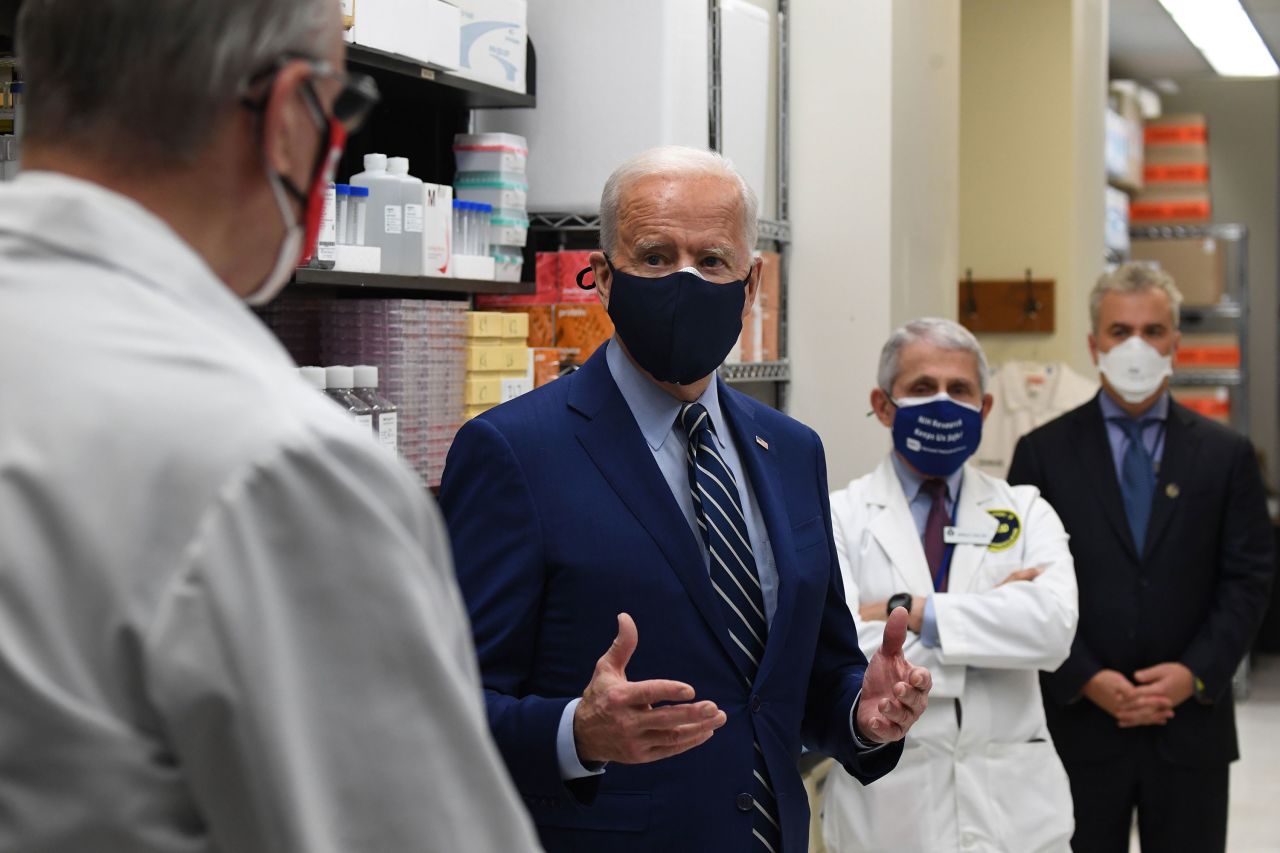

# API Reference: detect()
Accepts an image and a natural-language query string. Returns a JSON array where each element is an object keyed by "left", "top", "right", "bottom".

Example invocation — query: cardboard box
[
  {"left": 532, "top": 347, "right": 563, "bottom": 387},
  {"left": 465, "top": 311, "right": 504, "bottom": 339},
  {"left": 731, "top": 251, "right": 781, "bottom": 363},
  {"left": 1108, "top": 84, "right": 1145, "bottom": 192},
  {"left": 465, "top": 376, "right": 503, "bottom": 405},
  {"left": 1129, "top": 186, "right": 1211, "bottom": 226},
  {"left": 1145, "top": 114, "right": 1207, "bottom": 146},
  {"left": 1176, "top": 334, "right": 1240, "bottom": 368},
  {"left": 555, "top": 303, "right": 613, "bottom": 363},
  {"left": 454, "top": 0, "right": 527, "bottom": 94},
  {"left": 466, "top": 344, "right": 528, "bottom": 372},
  {"left": 494, "top": 306, "right": 552, "bottom": 347},
  {"left": 498, "top": 311, "right": 529, "bottom": 342},
  {"left": 1129, "top": 236, "right": 1224, "bottom": 305},
  {"left": 1172, "top": 387, "right": 1230, "bottom": 423},
  {"left": 421, "top": 182, "right": 453, "bottom": 277},
  {"left": 558, "top": 250, "right": 600, "bottom": 303},
  {"left": 501, "top": 376, "right": 534, "bottom": 402},
  {"left": 464, "top": 403, "right": 495, "bottom": 420},
  {"left": 354, "top": 0, "right": 461, "bottom": 69}
]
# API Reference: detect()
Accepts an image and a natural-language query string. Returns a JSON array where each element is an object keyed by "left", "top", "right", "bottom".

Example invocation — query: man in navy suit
[{"left": 440, "top": 146, "right": 931, "bottom": 852}]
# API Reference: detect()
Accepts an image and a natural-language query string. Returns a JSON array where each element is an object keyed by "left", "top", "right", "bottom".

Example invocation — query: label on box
[
  {"left": 354, "top": 414, "right": 373, "bottom": 433},
  {"left": 404, "top": 204, "right": 424, "bottom": 233},
  {"left": 317, "top": 243, "right": 337, "bottom": 262},
  {"left": 384, "top": 205, "right": 403, "bottom": 235},
  {"left": 501, "top": 377, "right": 533, "bottom": 402}
]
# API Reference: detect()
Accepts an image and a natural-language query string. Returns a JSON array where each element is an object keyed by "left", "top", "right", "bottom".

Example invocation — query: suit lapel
[
  {"left": 866, "top": 458, "right": 937, "bottom": 594},
  {"left": 717, "top": 385, "right": 793, "bottom": 687},
  {"left": 1073, "top": 398, "right": 1139, "bottom": 560},
  {"left": 1144, "top": 403, "right": 1200, "bottom": 558},
  {"left": 947, "top": 471, "right": 1000, "bottom": 593},
  {"left": 569, "top": 350, "right": 738, "bottom": 669}
]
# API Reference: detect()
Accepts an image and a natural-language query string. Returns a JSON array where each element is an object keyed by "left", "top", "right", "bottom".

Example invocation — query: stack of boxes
[
  {"left": 454, "top": 133, "right": 530, "bottom": 282},
  {"left": 464, "top": 311, "right": 534, "bottom": 420},
  {"left": 1131, "top": 113, "right": 1211, "bottom": 227},
  {"left": 728, "top": 250, "right": 783, "bottom": 364},
  {"left": 258, "top": 297, "right": 467, "bottom": 487},
  {"left": 476, "top": 250, "right": 614, "bottom": 385}
]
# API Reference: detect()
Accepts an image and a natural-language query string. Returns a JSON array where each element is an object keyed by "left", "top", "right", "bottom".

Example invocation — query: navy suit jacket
[{"left": 440, "top": 344, "right": 901, "bottom": 852}]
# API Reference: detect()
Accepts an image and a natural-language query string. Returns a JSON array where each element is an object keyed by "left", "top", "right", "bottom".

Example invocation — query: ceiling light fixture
[{"left": 1157, "top": 0, "right": 1279, "bottom": 77}]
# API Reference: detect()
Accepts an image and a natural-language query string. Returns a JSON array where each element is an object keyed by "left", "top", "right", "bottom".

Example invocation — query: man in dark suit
[
  {"left": 440, "top": 146, "right": 932, "bottom": 852},
  {"left": 1008, "top": 263, "right": 1275, "bottom": 853}
]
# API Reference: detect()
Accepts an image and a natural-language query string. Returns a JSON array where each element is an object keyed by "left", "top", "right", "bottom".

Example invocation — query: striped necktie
[{"left": 679, "top": 402, "right": 781, "bottom": 853}]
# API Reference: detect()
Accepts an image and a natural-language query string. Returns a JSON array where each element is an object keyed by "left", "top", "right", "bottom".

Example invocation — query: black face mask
[{"left": 577, "top": 258, "right": 749, "bottom": 384}]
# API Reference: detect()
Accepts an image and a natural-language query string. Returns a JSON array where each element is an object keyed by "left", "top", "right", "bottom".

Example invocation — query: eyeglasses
[{"left": 241, "top": 55, "right": 380, "bottom": 135}]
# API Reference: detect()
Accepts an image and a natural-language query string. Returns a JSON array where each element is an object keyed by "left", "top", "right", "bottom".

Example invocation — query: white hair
[
  {"left": 878, "top": 318, "right": 990, "bottom": 394},
  {"left": 599, "top": 146, "right": 759, "bottom": 255},
  {"left": 18, "top": 0, "right": 332, "bottom": 169},
  {"left": 1090, "top": 262, "right": 1183, "bottom": 332}
]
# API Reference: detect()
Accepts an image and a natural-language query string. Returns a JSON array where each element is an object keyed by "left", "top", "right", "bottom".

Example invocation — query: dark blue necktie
[
  {"left": 679, "top": 402, "right": 780, "bottom": 853},
  {"left": 1116, "top": 417, "right": 1157, "bottom": 553}
]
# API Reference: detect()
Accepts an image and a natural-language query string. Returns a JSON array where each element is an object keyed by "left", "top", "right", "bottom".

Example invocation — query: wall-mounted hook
[
  {"left": 964, "top": 268, "right": 978, "bottom": 318},
  {"left": 1023, "top": 267, "right": 1040, "bottom": 319}
]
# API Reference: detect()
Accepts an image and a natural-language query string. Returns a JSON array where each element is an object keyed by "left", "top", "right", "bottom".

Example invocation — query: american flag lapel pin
[{"left": 756, "top": 436, "right": 769, "bottom": 450}]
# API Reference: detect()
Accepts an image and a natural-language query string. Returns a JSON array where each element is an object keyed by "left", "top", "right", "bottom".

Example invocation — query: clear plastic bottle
[
  {"left": 352, "top": 365, "right": 399, "bottom": 453},
  {"left": 453, "top": 200, "right": 469, "bottom": 255},
  {"left": 350, "top": 153, "right": 402, "bottom": 274},
  {"left": 335, "top": 184, "right": 350, "bottom": 245},
  {"left": 324, "top": 365, "right": 374, "bottom": 436},
  {"left": 312, "top": 182, "right": 337, "bottom": 268},
  {"left": 474, "top": 201, "right": 492, "bottom": 257},
  {"left": 388, "top": 157, "right": 425, "bottom": 276}
]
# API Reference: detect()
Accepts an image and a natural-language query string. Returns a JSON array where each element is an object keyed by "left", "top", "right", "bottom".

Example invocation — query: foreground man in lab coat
[
  {"left": 0, "top": 1, "right": 540, "bottom": 850},
  {"left": 821, "top": 319, "right": 1079, "bottom": 853}
]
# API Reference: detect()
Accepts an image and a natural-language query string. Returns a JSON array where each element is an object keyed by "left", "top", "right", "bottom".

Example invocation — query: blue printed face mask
[
  {"left": 887, "top": 392, "right": 983, "bottom": 477},
  {"left": 577, "top": 258, "right": 749, "bottom": 384}
]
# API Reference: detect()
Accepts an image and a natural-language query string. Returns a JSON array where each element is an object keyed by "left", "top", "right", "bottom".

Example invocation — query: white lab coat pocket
[
  {"left": 981, "top": 740, "right": 1073, "bottom": 853},
  {"left": 820, "top": 742, "right": 943, "bottom": 853}
]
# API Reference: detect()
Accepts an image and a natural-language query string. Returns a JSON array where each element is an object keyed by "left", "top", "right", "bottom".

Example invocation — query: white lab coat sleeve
[
  {"left": 931, "top": 494, "right": 1079, "bottom": 671},
  {"left": 831, "top": 495, "right": 966, "bottom": 699},
  {"left": 142, "top": 431, "right": 542, "bottom": 853}
]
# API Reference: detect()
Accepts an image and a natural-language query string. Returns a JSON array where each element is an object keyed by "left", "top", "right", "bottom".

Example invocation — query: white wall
[{"left": 789, "top": 1, "right": 960, "bottom": 487}]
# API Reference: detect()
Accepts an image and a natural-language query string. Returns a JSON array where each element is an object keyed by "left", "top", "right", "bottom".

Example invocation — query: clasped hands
[
  {"left": 1083, "top": 663, "right": 1195, "bottom": 728},
  {"left": 573, "top": 612, "right": 932, "bottom": 765}
]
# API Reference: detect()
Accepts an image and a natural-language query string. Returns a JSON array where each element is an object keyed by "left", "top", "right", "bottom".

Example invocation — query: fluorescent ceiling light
[{"left": 1157, "top": 0, "right": 1280, "bottom": 77}]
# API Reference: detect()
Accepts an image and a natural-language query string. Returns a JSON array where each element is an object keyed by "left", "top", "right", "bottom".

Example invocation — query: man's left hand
[
  {"left": 1132, "top": 662, "right": 1195, "bottom": 708},
  {"left": 856, "top": 607, "right": 931, "bottom": 743}
]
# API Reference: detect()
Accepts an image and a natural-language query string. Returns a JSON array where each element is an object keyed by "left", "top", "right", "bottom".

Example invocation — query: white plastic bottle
[
  {"left": 349, "top": 153, "right": 402, "bottom": 274},
  {"left": 388, "top": 157, "right": 425, "bottom": 277},
  {"left": 299, "top": 366, "right": 327, "bottom": 390},
  {"left": 353, "top": 365, "right": 399, "bottom": 453},
  {"left": 324, "top": 365, "right": 375, "bottom": 435}
]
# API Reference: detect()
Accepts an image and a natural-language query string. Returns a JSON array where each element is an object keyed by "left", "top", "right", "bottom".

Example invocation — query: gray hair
[
  {"left": 878, "top": 317, "right": 990, "bottom": 395},
  {"left": 17, "top": 0, "right": 332, "bottom": 170},
  {"left": 1089, "top": 262, "right": 1183, "bottom": 332},
  {"left": 599, "top": 146, "right": 759, "bottom": 256}
]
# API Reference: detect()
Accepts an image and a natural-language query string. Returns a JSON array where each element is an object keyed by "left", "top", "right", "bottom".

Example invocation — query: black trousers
[{"left": 1064, "top": 735, "right": 1229, "bottom": 853}]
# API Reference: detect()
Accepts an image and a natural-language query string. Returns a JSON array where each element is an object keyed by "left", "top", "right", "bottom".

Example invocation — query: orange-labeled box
[
  {"left": 558, "top": 250, "right": 600, "bottom": 303},
  {"left": 1130, "top": 188, "right": 1211, "bottom": 225},
  {"left": 532, "top": 347, "right": 563, "bottom": 387},
  {"left": 1172, "top": 388, "right": 1230, "bottom": 422},
  {"left": 555, "top": 303, "right": 614, "bottom": 363},
  {"left": 475, "top": 252, "right": 559, "bottom": 307},
  {"left": 1176, "top": 334, "right": 1240, "bottom": 368},
  {"left": 1145, "top": 114, "right": 1208, "bottom": 145},
  {"left": 1144, "top": 162, "right": 1209, "bottom": 184}
]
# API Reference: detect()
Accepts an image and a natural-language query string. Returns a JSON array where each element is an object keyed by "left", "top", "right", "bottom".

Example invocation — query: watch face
[{"left": 887, "top": 593, "right": 912, "bottom": 615}]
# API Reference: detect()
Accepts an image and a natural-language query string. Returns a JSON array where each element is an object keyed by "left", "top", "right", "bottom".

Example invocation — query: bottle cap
[
  {"left": 387, "top": 157, "right": 410, "bottom": 176},
  {"left": 325, "top": 365, "right": 355, "bottom": 390},
  {"left": 476, "top": 202, "right": 493, "bottom": 213},
  {"left": 335, "top": 184, "right": 351, "bottom": 195},
  {"left": 349, "top": 186, "right": 369, "bottom": 197},
  {"left": 299, "top": 366, "right": 327, "bottom": 391},
  {"left": 353, "top": 365, "right": 379, "bottom": 389},
  {"left": 363, "top": 153, "right": 388, "bottom": 172},
  {"left": 453, "top": 199, "right": 466, "bottom": 209}
]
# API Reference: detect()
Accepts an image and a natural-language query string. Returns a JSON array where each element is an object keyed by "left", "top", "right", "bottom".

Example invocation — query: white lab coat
[
  {"left": 821, "top": 457, "right": 1078, "bottom": 853},
  {"left": 0, "top": 172, "right": 541, "bottom": 852},
  {"left": 973, "top": 361, "right": 1097, "bottom": 479}
]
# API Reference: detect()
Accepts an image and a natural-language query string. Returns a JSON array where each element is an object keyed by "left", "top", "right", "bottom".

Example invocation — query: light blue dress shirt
[
  {"left": 1097, "top": 390, "right": 1169, "bottom": 477},
  {"left": 888, "top": 453, "right": 965, "bottom": 649}
]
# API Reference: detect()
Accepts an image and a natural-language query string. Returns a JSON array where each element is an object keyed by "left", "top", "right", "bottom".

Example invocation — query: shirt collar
[
  {"left": 889, "top": 451, "right": 965, "bottom": 503},
  {"left": 1098, "top": 388, "right": 1170, "bottom": 423},
  {"left": 606, "top": 336, "right": 727, "bottom": 452}
]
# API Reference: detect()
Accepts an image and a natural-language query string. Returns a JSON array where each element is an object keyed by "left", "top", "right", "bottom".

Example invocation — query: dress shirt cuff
[
  {"left": 920, "top": 595, "right": 941, "bottom": 648},
  {"left": 848, "top": 689, "right": 891, "bottom": 753},
  {"left": 557, "top": 698, "right": 607, "bottom": 780}
]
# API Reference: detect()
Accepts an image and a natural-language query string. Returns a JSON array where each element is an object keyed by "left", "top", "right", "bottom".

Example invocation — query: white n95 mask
[{"left": 1097, "top": 336, "right": 1173, "bottom": 404}]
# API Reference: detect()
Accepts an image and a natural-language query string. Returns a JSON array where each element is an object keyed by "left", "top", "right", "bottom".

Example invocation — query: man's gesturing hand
[
  {"left": 574, "top": 613, "right": 727, "bottom": 765},
  {"left": 856, "top": 607, "right": 931, "bottom": 743}
]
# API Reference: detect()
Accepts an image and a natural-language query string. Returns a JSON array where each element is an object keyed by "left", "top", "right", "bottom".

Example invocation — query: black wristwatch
[{"left": 886, "top": 592, "right": 913, "bottom": 616}]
